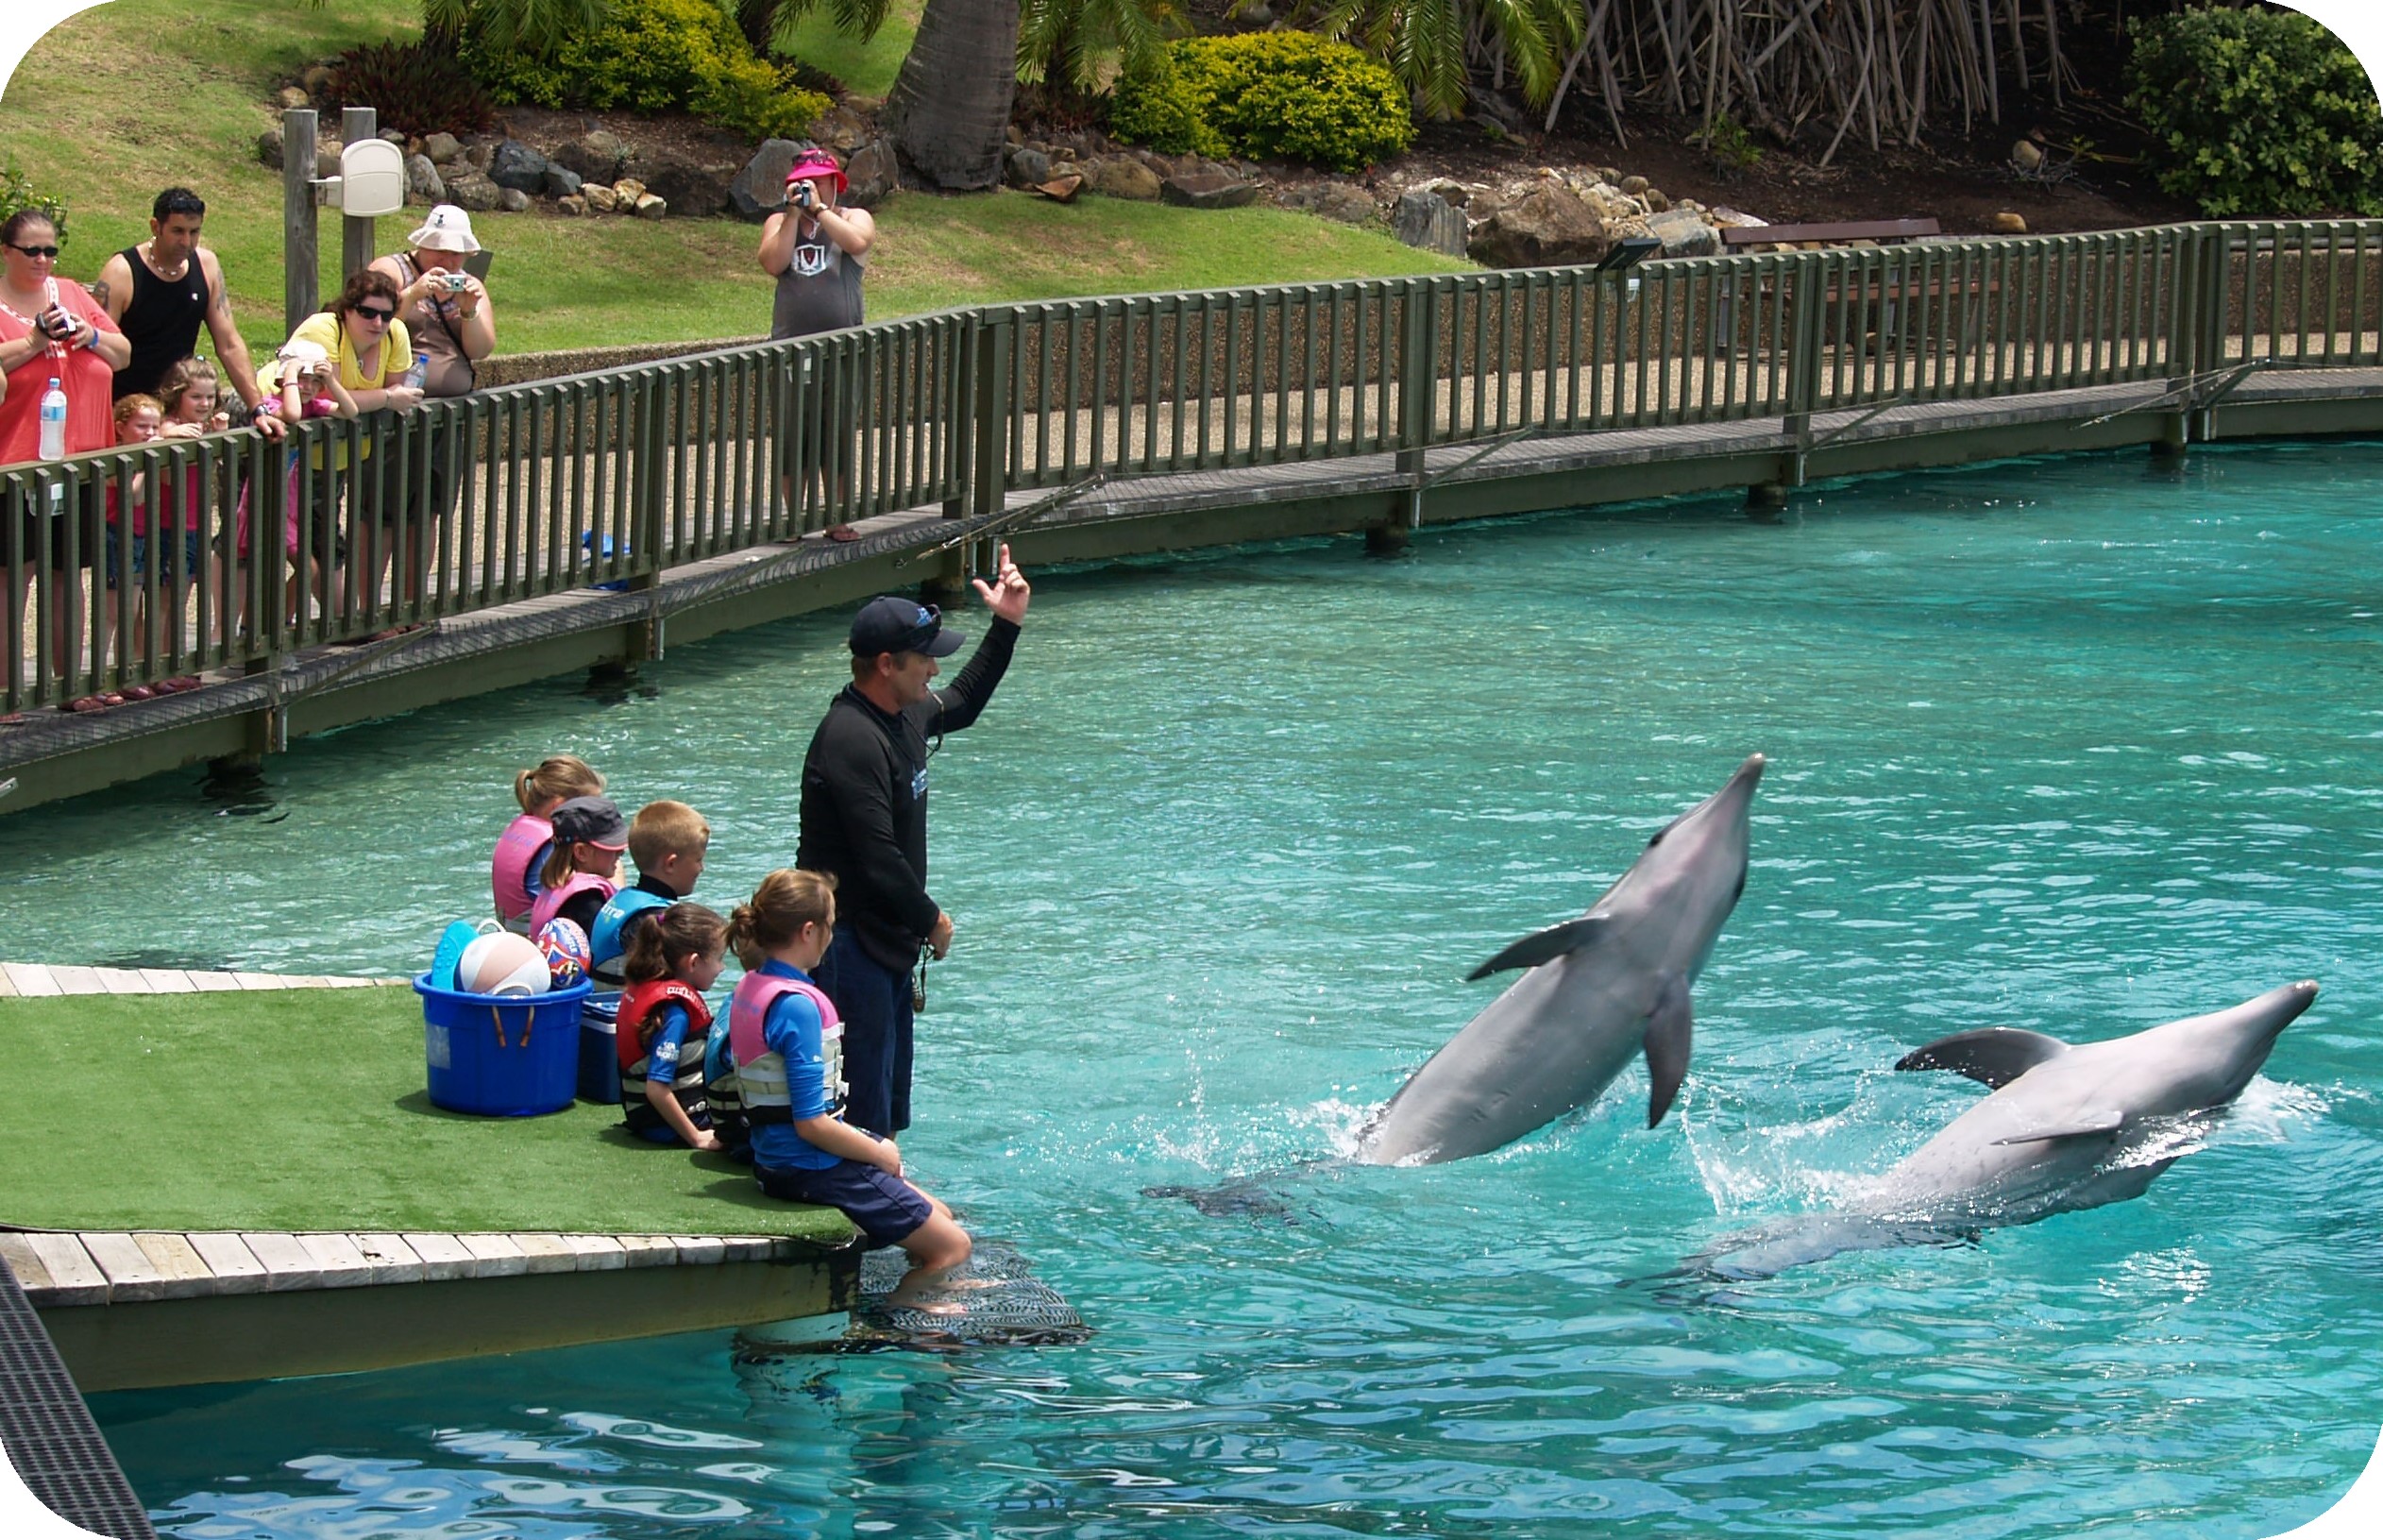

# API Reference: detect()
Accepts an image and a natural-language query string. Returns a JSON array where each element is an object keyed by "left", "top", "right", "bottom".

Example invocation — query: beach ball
[
  {"left": 535, "top": 918, "right": 592, "bottom": 988},
  {"left": 456, "top": 931, "right": 551, "bottom": 996}
]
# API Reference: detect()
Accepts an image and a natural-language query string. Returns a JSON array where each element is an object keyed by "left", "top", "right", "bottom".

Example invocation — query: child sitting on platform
[
  {"left": 492, "top": 755, "right": 605, "bottom": 932},
  {"left": 528, "top": 795, "right": 626, "bottom": 937},
  {"left": 617, "top": 902, "right": 728, "bottom": 1150},
  {"left": 728, "top": 870, "right": 972, "bottom": 1309},
  {"left": 587, "top": 799, "right": 711, "bottom": 990}
]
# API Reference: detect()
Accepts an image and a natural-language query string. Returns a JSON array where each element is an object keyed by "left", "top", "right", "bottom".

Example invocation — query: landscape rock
[
  {"left": 552, "top": 131, "right": 628, "bottom": 187},
  {"left": 636, "top": 155, "right": 735, "bottom": 217},
  {"left": 300, "top": 63, "right": 334, "bottom": 97},
  {"left": 499, "top": 187, "right": 532, "bottom": 212},
  {"left": 423, "top": 132, "right": 463, "bottom": 165},
  {"left": 542, "top": 164, "right": 583, "bottom": 198},
  {"left": 1006, "top": 146, "right": 1052, "bottom": 190},
  {"left": 812, "top": 106, "right": 871, "bottom": 154},
  {"left": 634, "top": 194, "right": 668, "bottom": 220},
  {"left": 1036, "top": 176, "right": 1084, "bottom": 204},
  {"left": 487, "top": 139, "right": 549, "bottom": 194},
  {"left": 843, "top": 139, "right": 898, "bottom": 210},
  {"left": 1420, "top": 178, "right": 1475, "bottom": 209},
  {"left": 557, "top": 195, "right": 588, "bottom": 217},
  {"left": 1393, "top": 190, "right": 1468, "bottom": 258},
  {"left": 1619, "top": 174, "right": 1649, "bottom": 197},
  {"left": 445, "top": 173, "right": 501, "bottom": 213},
  {"left": 583, "top": 183, "right": 621, "bottom": 213},
  {"left": 1569, "top": 178, "right": 1646, "bottom": 228},
  {"left": 1644, "top": 206, "right": 1719, "bottom": 258},
  {"left": 1160, "top": 171, "right": 1259, "bottom": 211},
  {"left": 1992, "top": 211, "right": 2029, "bottom": 233},
  {"left": 2011, "top": 139, "right": 2044, "bottom": 172},
  {"left": 1469, "top": 184, "right": 1608, "bottom": 268},
  {"left": 463, "top": 141, "right": 494, "bottom": 173},
  {"left": 1283, "top": 182, "right": 1378, "bottom": 226},
  {"left": 731, "top": 139, "right": 805, "bottom": 218},
  {"left": 404, "top": 153, "right": 445, "bottom": 206},
  {"left": 1093, "top": 159, "right": 1163, "bottom": 201},
  {"left": 1644, "top": 187, "right": 1671, "bottom": 213},
  {"left": 256, "top": 129, "right": 282, "bottom": 170},
  {"left": 276, "top": 87, "right": 309, "bottom": 110}
]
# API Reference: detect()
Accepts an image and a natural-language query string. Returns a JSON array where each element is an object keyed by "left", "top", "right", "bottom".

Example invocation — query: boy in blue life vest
[
  {"left": 727, "top": 868, "right": 972, "bottom": 1310},
  {"left": 588, "top": 800, "right": 711, "bottom": 990}
]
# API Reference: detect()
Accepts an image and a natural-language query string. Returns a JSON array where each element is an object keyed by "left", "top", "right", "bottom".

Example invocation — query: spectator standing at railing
[
  {"left": 369, "top": 205, "right": 495, "bottom": 607},
  {"left": 93, "top": 189, "right": 282, "bottom": 441},
  {"left": 760, "top": 149, "right": 874, "bottom": 543}
]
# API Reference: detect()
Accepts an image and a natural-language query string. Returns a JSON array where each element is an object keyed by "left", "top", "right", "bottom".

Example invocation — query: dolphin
[
  {"left": 1356, "top": 753, "right": 1766, "bottom": 1166},
  {"left": 1699, "top": 980, "right": 2320, "bottom": 1278}
]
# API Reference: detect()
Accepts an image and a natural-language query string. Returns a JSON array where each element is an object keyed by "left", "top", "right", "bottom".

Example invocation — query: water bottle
[
  {"left": 37, "top": 377, "right": 67, "bottom": 460},
  {"left": 403, "top": 351, "right": 430, "bottom": 391}
]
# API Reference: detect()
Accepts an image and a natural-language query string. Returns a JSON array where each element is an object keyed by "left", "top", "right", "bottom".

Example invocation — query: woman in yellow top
[{"left": 261, "top": 268, "right": 420, "bottom": 632}]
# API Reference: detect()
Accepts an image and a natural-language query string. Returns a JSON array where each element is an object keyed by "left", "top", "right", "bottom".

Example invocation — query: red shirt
[{"left": 0, "top": 282, "right": 122, "bottom": 466}]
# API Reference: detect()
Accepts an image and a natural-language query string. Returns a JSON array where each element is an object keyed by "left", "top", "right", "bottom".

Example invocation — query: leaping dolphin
[
  {"left": 1699, "top": 980, "right": 2320, "bottom": 1278},
  {"left": 1356, "top": 753, "right": 1766, "bottom": 1166}
]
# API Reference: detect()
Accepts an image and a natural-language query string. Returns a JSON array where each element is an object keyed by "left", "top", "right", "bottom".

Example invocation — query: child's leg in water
[{"left": 886, "top": 1187, "right": 974, "bottom": 1312}]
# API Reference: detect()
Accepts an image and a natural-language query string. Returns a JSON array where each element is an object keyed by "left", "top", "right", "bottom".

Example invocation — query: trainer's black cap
[{"left": 850, "top": 596, "right": 963, "bottom": 658}]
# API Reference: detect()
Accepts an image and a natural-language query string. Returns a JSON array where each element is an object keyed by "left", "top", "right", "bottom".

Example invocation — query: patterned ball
[{"left": 534, "top": 918, "right": 592, "bottom": 988}]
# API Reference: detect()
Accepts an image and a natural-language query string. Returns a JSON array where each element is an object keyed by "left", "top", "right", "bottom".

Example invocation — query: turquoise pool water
[{"left": 37, "top": 441, "right": 2383, "bottom": 1537}]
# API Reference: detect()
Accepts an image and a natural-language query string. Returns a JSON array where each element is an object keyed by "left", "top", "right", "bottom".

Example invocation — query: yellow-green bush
[
  {"left": 1110, "top": 31, "right": 1413, "bottom": 173},
  {"left": 460, "top": 0, "right": 829, "bottom": 142}
]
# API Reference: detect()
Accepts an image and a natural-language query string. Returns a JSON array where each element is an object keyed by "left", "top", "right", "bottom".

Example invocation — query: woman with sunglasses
[
  {"left": 1, "top": 209, "right": 131, "bottom": 684},
  {"left": 264, "top": 269, "right": 420, "bottom": 630}
]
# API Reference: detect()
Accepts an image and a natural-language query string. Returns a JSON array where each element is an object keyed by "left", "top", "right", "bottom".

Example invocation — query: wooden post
[
  {"left": 342, "top": 107, "right": 379, "bottom": 285},
  {"left": 281, "top": 108, "right": 318, "bottom": 333}
]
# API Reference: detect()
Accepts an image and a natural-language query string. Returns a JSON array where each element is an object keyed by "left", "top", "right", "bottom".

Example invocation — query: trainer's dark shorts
[{"left": 755, "top": 1158, "right": 931, "bottom": 1247}]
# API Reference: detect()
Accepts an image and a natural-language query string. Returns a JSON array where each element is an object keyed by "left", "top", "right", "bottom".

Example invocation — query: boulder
[
  {"left": 614, "top": 177, "right": 648, "bottom": 204},
  {"left": 543, "top": 164, "right": 583, "bottom": 198},
  {"left": 404, "top": 153, "right": 445, "bottom": 206},
  {"left": 487, "top": 138, "right": 549, "bottom": 194},
  {"left": 551, "top": 130, "right": 628, "bottom": 186},
  {"left": 583, "top": 183, "right": 621, "bottom": 213},
  {"left": 1093, "top": 158, "right": 1163, "bottom": 201},
  {"left": 300, "top": 63, "right": 334, "bottom": 97},
  {"left": 1420, "top": 178, "right": 1474, "bottom": 209},
  {"left": 635, "top": 155, "right": 735, "bottom": 217},
  {"left": 1160, "top": 171, "right": 1259, "bottom": 211},
  {"left": 557, "top": 195, "right": 588, "bottom": 217},
  {"left": 423, "top": 132, "right": 463, "bottom": 165},
  {"left": 499, "top": 187, "right": 532, "bottom": 213},
  {"left": 844, "top": 139, "right": 898, "bottom": 210},
  {"left": 811, "top": 106, "right": 871, "bottom": 154},
  {"left": 444, "top": 173, "right": 501, "bottom": 213},
  {"left": 462, "top": 140, "right": 494, "bottom": 173},
  {"left": 275, "top": 86, "right": 309, "bottom": 110},
  {"left": 1991, "top": 211, "right": 2028, "bottom": 234},
  {"left": 634, "top": 194, "right": 668, "bottom": 220},
  {"left": 731, "top": 139, "right": 806, "bottom": 219},
  {"left": 1036, "top": 176, "right": 1084, "bottom": 204},
  {"left": 1468, "top": 184, "right": 1608, "bottom": 268},
  {"left": 1392, "top": 190, "right": 1468, "bottom": 259},
  {"left": 256, "top": 128, "right": 282, "bottom": 170},
  {"left": 2011, "top": 139, "right": 2044, "bottom": 173},
  {"left": 1619, "top": 174, "right": 1649, "bottom": 197},
  {"left": 1644, "top": 187, "right": 1671, "bottom": 213},
  {"left": 1284, "top": 181, "right": 1378, "bottom": 226},
  {"left": 1644, "top": 207, "right": 1719, "bottom": 258},
  {"left": 1005, "top": 146, "right": 1053, "bottom": 191}
]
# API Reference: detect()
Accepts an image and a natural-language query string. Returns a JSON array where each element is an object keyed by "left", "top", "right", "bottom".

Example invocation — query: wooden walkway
[{"left": 0, "top": 961, "right": 393, "bottom": 997}]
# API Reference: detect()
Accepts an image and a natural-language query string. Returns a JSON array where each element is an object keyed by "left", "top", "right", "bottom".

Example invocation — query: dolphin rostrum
[
  {"left": 1357, "top": 753, "right": 1766, "bottom": 1166},
  {"left": 1700, "top": 981, "right": 2320, "bottom": 1278}
]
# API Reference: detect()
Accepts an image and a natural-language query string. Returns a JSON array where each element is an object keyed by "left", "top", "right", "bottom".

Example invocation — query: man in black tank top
[{"left": 93, "top": 189, "right": 280, "bottom": 435}]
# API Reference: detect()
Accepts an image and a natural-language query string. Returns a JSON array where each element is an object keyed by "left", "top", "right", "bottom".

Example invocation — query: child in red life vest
[
  {"left": 529, "top": 795, "right": 625, "bottom": 936},
  {"left": 492, "top": 754, "right": 605, "bottom": 931},
  {"left": 617, "top": 902, "right": 728, "bottom": 1150},
  {"left": 728, "top": 870, "right": 972, "bottom": 1310}
]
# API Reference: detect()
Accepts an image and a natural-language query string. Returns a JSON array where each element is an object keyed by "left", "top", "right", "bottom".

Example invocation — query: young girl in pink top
[
  {"left": 233, "top": 342, "right": 355, "bottom": 631},
  {"left": 492, "top": 754, "right": 606, "bottom": 932}
]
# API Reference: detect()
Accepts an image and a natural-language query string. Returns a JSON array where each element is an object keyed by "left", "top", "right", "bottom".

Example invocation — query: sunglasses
[
  {"left": 352, "top": 306, "right": 397, "bottom": 323},
  {"left": 8, "top": 243, "right": 60, "bottom": 260}
]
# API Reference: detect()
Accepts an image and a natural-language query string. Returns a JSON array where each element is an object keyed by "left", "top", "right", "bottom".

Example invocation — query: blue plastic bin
[
  {"left": 416, "top": 973, "right": 594, "bottom": 1116},
  {"left": 578, "top": 994, "right": 622, "bottom": 1105}
]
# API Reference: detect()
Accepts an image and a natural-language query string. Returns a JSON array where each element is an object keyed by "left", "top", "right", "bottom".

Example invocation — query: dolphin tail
[
  {"left": 1644, "top": 973, "right": 1692, "bottom": 1127},
  {"left": 1465, "top": 916, "right": 1610, "bottom": 981}
]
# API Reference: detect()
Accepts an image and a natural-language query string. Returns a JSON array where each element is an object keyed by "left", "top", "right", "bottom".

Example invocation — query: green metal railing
[{"left": 6, "top": 219, "right": 2378, "bottom": 713}]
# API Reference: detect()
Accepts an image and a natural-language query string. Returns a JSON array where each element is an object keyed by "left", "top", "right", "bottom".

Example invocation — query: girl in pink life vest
[
  {"left": 528, "top": 795, "right": 626, "bottom": 937},
  {"left": 493, "top": 753, "right": 605, "bottom": 931},
  {"left": 728, "top": 870, "right": 972, "bottom": 1312}
]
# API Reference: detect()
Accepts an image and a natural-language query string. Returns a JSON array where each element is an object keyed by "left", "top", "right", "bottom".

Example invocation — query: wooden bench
[{"left": 1721, "top": 217, "right": 1942, "bottom": 251}]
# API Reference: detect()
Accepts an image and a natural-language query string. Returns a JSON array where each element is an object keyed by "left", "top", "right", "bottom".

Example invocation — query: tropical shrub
[
  {"left": 324, "top": 41, "right": 498, "bottom": 138},
  {"left": 0, "top": 159, "right": 69, "bottom": 247},
  {"left": 2125, "top": 6, "right": 2383, "bottom": 217},
  {"left": 1109, "top": 30, "right": 1413, "bottom": 172},
  {"left": 458, "top": 0, "right": 830, "bottom": 140}
]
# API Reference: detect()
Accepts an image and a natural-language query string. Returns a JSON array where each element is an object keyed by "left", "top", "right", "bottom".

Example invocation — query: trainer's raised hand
[{"left": 973, "top": 541, "right": 1032, "bottom": 625}]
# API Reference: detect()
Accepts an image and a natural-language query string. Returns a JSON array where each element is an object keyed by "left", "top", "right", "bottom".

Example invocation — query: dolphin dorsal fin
[
  {"left": 1992, "top": 1110, "right": 2125, "bottom": 1145},
  {"left": 1466, "top": 916, "right": 1609, "bottom": 982},
  {"left": 1893, "top": 1028, "right": 2070, "bottom": 1088},
  {"left": 1644, "top": 973, "right": 1693, "bottom": 1127}
]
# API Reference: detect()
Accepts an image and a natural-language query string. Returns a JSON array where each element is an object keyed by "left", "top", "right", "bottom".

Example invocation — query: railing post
[
  {"left": 628, "top": 365, "right": 670, "bottom": 661},
  {"left": 938, "top": 308, "right": 1011, "bottom": 601},
  {"left": 281, "top": 108, "right": 319, "bottom": 334},
  {"left": 1783, "top": 254, "right": 1825, "bottom": 483},
  {"left": 1381, "top": 278, "right": 1434, "bottom": 550},
  {"left": 341, "top": 107, "right": 379, "bottom": 287}
]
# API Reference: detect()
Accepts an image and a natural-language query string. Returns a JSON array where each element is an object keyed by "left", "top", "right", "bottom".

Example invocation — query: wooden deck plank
[
  {"left": 510, "top": 1233, "right": 583, "bottom": 1276},
  {"left": 0, "top": 1231, "right": 55, "bottom": 1292},
  {"left": 93, "top": 967, "right": 153, "bottom": 995},
  {"left": 399, "top": 1232, "right": 478, "bottom": 1282},
  {"left": 616, "top": 1234, "right": 679, "bottom": 1268},
  {"left": 44, "top": 964, "right": 102, "bottom": 994},
  {"left": 668, "top": 1236, "right": 727, "bottom": 1266},
  {"left": 719, "top": 1236, "right": 777, "bottom": 1262},
  {"left": 243, "top": 1231, "right": 329, "bottom": 1291},
  {"left": 230, "top": 973, "right": 293, "bottom": 990},
  {"left": 0, "top": 965, "right": 16, "bottom": 997},
  {"left": 185, "top": 1232, "right": 270, "bottom": 1294},
  {"left": 136, "top": 968, "right": 197, "bottom": 993},
  {"left": 2, "top": 963, "right": 60, "bottom": 996},
  {"left": 185, "top": 971, "right": 245, "bottom": 991},
  {"left": 82, "top": 1232, "right": 172, "bottom": 1301},
  {"left": 459, "top": 1233, "right": 529, "bottom": 1277},
  {"left": 295, "top": 1232, "right": 381, "bottom": 1289},
  {"left": 129, "top": 1233, "right": 218, "bottom": 1299},
  {"left": 348, "top": 1233, "right": 427, "bottom": 1285},
  {"left": 555, "top": 1234, "right": 629, "bottom": 1271},
  {"left": 25, "top": 1233, "right": 109, "bottom": 1305}
]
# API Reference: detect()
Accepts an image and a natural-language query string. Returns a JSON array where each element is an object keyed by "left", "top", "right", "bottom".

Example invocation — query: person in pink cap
[{"left": 758, "top": 147, "right": 876, "bottom": 540}]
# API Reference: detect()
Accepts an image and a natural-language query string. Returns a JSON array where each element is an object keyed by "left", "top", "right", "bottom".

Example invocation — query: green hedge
[
  {"left": 459, "top": 0, "right": 831, "bottom": 144},
  {"left": 1110, "top": 31, "right": 1414, "bottom": 174},
  {"left": 2125, "top": 6, "right": 2383, "bottom": 217}
]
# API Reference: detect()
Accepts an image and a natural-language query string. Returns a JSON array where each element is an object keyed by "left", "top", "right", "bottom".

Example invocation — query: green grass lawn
[
  {"left": 775, "top": 0, "right": 919, "bottom": 100},
  {"left": 0, "top": 987, "right": 852, "bottom": 1240},
  {"left": 1, "top": 0, "right": 1469, "bottom": 364}
]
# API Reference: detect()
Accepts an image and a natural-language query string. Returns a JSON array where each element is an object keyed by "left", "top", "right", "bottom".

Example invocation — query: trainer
[{"left": 797, "top": 544, "right": 1032, "bottom": 1138}]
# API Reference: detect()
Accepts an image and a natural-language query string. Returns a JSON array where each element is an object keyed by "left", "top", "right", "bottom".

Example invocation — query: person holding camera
[
  {"left": 759, "top": 149, "right": 875, "bottom": 541},
  {"left": 369, "top": 205, "right": 496, "bottom": 609}
]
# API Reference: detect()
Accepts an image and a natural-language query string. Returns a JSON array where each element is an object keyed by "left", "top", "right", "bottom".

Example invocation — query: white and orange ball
[
  {"left": 534, "top": 918, "right": 592, "bottom": 989},
  {"left": 456, "top": 931, "right": 551, "bottom": 996}
]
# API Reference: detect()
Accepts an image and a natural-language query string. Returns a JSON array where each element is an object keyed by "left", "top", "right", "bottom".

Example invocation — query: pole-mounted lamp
[{"left": 1597, "top": 236, "right": 1665, "bottom": 300}]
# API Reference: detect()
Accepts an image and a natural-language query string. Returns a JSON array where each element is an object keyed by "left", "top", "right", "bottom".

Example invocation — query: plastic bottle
[
  {"left": 403, "top": 351, "right": 430, "bottom": 391},
  {"left": 37, "top": 377, "right": 67, "bottom": 460}
]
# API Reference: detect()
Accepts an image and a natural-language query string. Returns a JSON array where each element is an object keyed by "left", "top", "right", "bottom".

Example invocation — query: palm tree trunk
[{"left": 887, "top": 0, "right": 1020, "bottom": 191}]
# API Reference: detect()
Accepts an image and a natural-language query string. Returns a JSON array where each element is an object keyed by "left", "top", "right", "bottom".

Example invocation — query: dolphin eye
[{"left": 1646, "top": 830, "right": 1665, "bottom": 849}]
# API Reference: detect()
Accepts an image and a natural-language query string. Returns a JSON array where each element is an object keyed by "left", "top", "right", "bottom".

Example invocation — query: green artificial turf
[{"left": 0, "top": 988, "right": 850, "bottom": 1242}]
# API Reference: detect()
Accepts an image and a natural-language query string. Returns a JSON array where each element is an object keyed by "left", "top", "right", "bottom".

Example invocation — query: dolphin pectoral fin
[
  {"left": 1894, "top": 1027, "right": 2071, "bottom": 1088},
  {"left": 1643, "top": 974, "right": 1693, "bottom": 1127},
  {"left": 1990, "top": 1110, "right": 2126, "bottom": 1145},
  {"left": 1465, "top": 916, "right": 1610, "bottom": 982}
]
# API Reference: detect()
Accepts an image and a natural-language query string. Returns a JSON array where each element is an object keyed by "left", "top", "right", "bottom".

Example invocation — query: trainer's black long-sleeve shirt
[{"left": 796, "top": 618, "right": 1020, "bottom": 971}]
